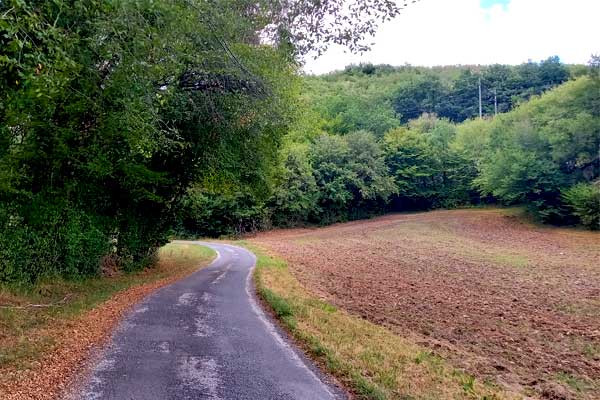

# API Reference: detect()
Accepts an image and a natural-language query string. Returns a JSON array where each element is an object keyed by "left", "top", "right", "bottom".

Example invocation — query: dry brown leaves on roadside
[{"left": 0, "top": 271, "right": 193, "bottom": 400}]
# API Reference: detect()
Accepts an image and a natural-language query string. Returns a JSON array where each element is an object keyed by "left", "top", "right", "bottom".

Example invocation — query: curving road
[{"left": 72, "top": 241, "right": 345, "bottom": 400}]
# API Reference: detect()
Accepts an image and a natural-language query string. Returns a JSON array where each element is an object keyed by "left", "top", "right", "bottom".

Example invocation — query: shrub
[
  {"left": 562, "top": 182, "right": 600, "bottom": 230},
  {"left": 0, "top": 202, "right": 109, "bottom": 283},
  {"left": 177, "top": 189, "right": 268, "bottom": 237}
]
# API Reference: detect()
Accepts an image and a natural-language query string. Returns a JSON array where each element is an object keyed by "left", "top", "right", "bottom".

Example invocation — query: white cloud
[{"left": 303, "top": 0, "right": 600, "bottom": 74}]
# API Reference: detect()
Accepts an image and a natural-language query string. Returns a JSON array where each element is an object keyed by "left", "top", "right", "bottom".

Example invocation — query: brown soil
[{"left": 251, "top": 209, "right": 600, "bottom": 399}]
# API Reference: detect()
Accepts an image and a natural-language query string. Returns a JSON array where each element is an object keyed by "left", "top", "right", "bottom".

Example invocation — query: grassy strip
[
  {"left": 242, "top": 241, "right": 516, "bottom": 400},
  {"left": 0, "top": 243, "right": 215, "bottom": 372}
]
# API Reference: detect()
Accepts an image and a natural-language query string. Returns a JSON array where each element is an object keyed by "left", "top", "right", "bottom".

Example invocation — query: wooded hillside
[{"left": 179, "top": 60, "right": 599, "bottom": 236}]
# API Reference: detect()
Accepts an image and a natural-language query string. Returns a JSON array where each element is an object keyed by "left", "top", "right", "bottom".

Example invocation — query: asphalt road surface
[{"left": 72, "top": 241, "right": 345, "bottom": 400}]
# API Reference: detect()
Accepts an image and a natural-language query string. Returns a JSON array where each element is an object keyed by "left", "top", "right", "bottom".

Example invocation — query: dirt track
[{"left": 251, "top": 209, "right": 600, "bottom": 399}]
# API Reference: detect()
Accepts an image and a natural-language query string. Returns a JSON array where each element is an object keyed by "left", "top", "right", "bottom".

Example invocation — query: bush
[
  {"left": 0, "top": 202, "right": 109, "bottom": 283},
  {"left": 472, "top": 77, "right": 600, "bottom": 224},
  {"left": 562, "top": 182, "right": 600, "bottom": 230},
  {"left": 177, "top": 189, "right": 268, "bottom": 237}
]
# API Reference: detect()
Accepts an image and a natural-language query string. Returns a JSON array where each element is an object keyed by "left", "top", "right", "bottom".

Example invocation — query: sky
[{"left": 303, "top": 0, "right": 600, "bottom": 74}]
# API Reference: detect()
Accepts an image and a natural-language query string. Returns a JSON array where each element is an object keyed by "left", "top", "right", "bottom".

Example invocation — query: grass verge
[
  {"left": 0, "top": 242, "right": 215, "bottom": 399},
  {"left": 242, "top": 241, "right": 516, "bottom": 400}
]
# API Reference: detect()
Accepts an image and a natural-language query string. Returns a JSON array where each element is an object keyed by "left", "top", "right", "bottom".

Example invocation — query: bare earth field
[{"left": 251, "top": 208, "right": 600, "bottom": 399}]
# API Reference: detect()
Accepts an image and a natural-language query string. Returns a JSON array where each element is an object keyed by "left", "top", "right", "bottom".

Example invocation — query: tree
[
  {"left": 393, "top": 76, "right": 447, "bottom": 123},
  {"left": 482, "top": 64, "right": 514, "bottom": 114},
  {"left": 444, "top": 69, "right": 480, "bottom": 122},
  {"left": 345, "top": 130, "right": 396, "bottom": 206},
  {"left": 0, "top": 0, "right": 295, "bottom": 281},
  {"left": 562, "top": 182, "right": 600, "bottom": 230},
  {"left": 384, "top": 127, "right": 437, "bottom": 208},
  {"left": 310, "top": 131, "right": 394, "bottom": 223},
  {"left": 270, "top": 143, "right": 320, "bottom": 226},
  {"left": 262, "top": 0, "right": 406, "bottom": 56},
  {"left": 384, "top": 115, "right": 473, "bottom": 209},
  {"left": 474, "top": 77, "right": 599, "bottom": 222}
]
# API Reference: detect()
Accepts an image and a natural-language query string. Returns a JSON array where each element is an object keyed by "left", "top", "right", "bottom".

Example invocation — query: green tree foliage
[
  {"left": 178, "top": 130, "right": 396, "bottom": 235},
  {"left": 384, "top": 115, "right": 474, "bottom": 210},
  {"left": 384, "top": 126, "right": 436, "bottom": 210},
  {"left": 473, "top": 77, "right": 600, "bottom": 222},
  {"left": 269, "top": 143, "right": 320, "bottom": 226},
  {"left": 310, "top": 131, "right": 395, "bottom": 223},
  {"left": 562, "top": 182, "right": 600, "bottom": 230},
  {"left": 393, "top": 76, "right": 447, "bottom": 123},
  {"left": 305, "top": 70, "right": 400, "bottom": 137},
  {"left": 0, "top": 0, "right": 297, "bottom": 282},
  {"left": 177, "top": 188, "right": 267, "bottom": 237},
  {"left": 179, "top": 74, "right": 598, "bottom": 236},
  {"left": 306, "top": 59, "right": 574, "bottom": 131}
]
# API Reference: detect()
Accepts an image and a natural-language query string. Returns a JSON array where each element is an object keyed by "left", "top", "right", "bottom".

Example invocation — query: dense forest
[
  {"left": 1, "top": 1, "right": 598, "bottom": 284},
  {"left": 0, "top": 0, "right": 402, "bottom": 283},
  {"left": 309, "top": 59, "right": 585, "bottom": 131}
]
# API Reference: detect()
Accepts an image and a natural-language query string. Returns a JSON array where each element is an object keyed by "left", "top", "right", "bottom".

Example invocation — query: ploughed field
[{"left": 251, "top": 208, "right": 600, "bottom": 399}]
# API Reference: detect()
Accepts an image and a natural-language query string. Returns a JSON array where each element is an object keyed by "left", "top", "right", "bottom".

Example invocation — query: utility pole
[
  {"left": 494, "top": 87, "right": 498, "bottom": 116},
  {"left": 478, "top": 76, "right": 483, "bottom": 119}
]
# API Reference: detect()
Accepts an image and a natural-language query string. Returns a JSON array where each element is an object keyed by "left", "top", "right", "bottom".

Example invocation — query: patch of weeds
[
  {"left": 492, "top": 253, "right": 529, "bottom": 268},
  {"left": 351, "top": 371, "right": 388, "bottom": 400},
  {"left": 582, "top": 342, "right": 600, "bottom": 360},
  {"left": 555, "top": 372, "right": 597, "bottom": 394},
  {"left": 377, "top": 368, "right": 398, "bottom": 392},
  {"left": 256, "top": 254, "right": 287, "bottom": 269},
  {"left": 461, "top": 375, "right": 476, "bottom": 395},
  {"left": 310, "top": 340, "right": 328, "bottom": 357},
  {"left": 414, "top": 350, "right": 434, "bottom": 364},
  {"left": 303, "top": 334, "right": 343, "bottom": 376},
  {"left": 259, "top": 288, "right": 294, "bottom": 318},
  {"left": 451, "top": 369, "right": 480, "bottom": 396},
  {"left": 307, "top": 298, "right": 337, "bottom": 313},
  {"left": 360, "top": 349, "right": 385, "bottom": 364}
]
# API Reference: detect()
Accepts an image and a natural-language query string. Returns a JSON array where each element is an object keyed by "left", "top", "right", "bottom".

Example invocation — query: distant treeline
[
  {"left": 178, "top": 69, "right": 600, "bottom": 237},
  {"left": 351, "top": 58, "right": 577, "bottom": 123},
  {"left": 304, "top": 57, "right": 587, "bottom": 137}
]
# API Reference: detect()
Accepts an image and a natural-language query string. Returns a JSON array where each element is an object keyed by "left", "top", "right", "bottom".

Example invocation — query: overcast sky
[{"left": 303, "top": 0, "right": 600, "bottom": 74}]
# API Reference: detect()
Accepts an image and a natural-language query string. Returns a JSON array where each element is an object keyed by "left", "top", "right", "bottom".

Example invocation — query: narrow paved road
[{"left": 73, "top": 242, "right": 344, "bottom": 400}]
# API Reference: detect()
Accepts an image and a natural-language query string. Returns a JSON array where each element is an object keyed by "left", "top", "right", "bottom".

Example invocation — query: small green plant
[
  {"left": 461, "top": 375, "right": 476, "bottom": 394},
  {"left": 414, "top": 350, "right": 433, "bottom": 364},
  {"left": 582, "top": 342, "right": 600, "bottom": 360},
  {"left": 351, "top": 372, "right": 388, "bottom": 400},
  {"left": 259, "top": 288, "right": 294, "bottom": 318},
  {"left": 562, "top": 182, "right": 600, "bottom": 230},
  {"left": 555, "top": 371, "right": 596, "bottom": 394}
]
